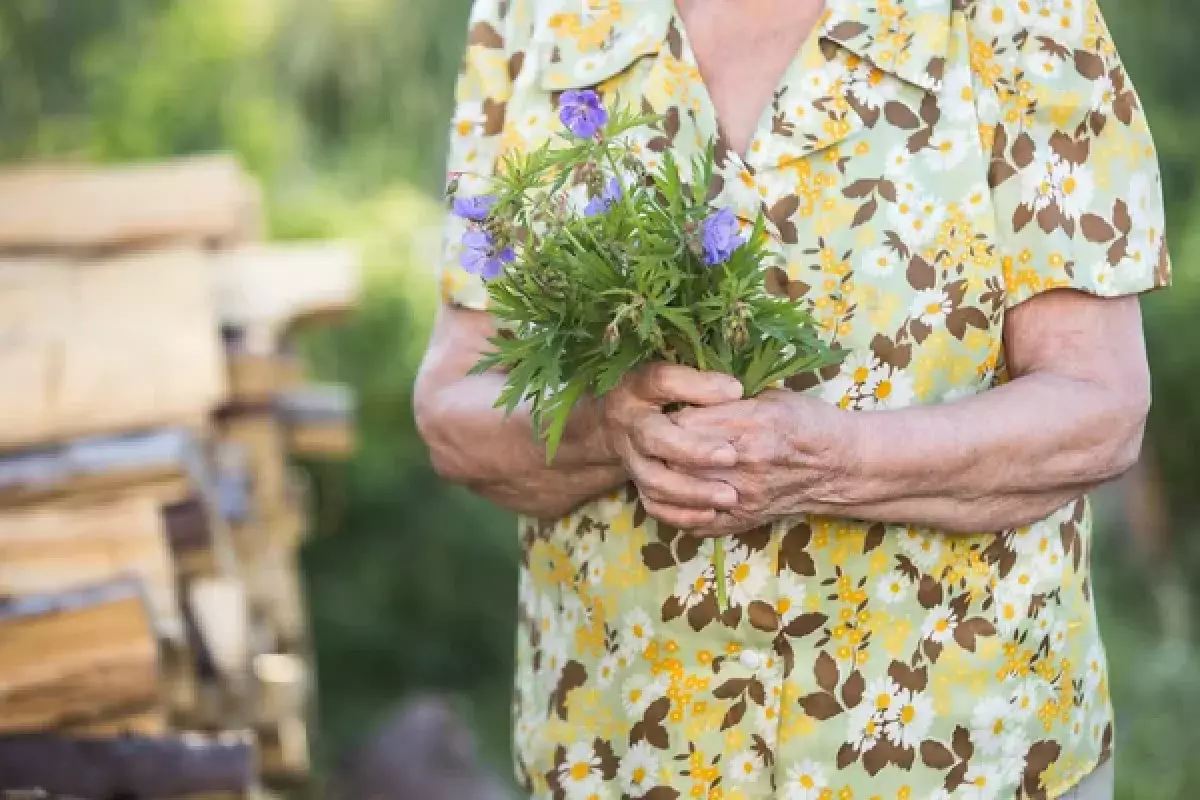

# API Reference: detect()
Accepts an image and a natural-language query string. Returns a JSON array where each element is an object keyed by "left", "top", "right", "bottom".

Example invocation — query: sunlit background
[{"left": 1, "top": 0, "right": 1199, "bottom": 797}]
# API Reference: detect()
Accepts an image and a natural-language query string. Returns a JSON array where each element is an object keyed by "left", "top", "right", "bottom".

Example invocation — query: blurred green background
[{"left": 2, "top": 0, "right": 1199, "bottom": 796}]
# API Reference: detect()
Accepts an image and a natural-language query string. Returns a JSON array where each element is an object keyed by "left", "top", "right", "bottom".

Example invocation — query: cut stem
[{"left": 713, "top": 540, "right": 728, "bottom": 611}]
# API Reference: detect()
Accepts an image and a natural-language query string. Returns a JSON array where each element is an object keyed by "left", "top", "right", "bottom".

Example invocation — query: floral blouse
[{"left": 438, "top": 0, "right": 1171, "bottom": 798}]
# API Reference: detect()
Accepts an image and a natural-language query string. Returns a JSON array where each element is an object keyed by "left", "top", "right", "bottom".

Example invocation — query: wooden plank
[
  {"left": 226, "top": 348, "right": 306, "bottom": 405},
  {"left": 0, "top": 729, "right": 257, "bottom": 798},
  {"left": 0, "top": 494, "right": 182, "bottom": 641},
  {"left": 63, "top": 708, "right": 167, "bottom": 737},
  {"left": 0, "top": 251, "right": 227, "bottom": 449},
  {"left": 252, "top": 653, "right": 308, "bottom": 727},
  {"left": 277, "top": 384, "right": 356, "bottom": 459},
  {"left": 0, "top": 580, "right": 161, "bottom": 734},
  {"left": 0, "top": 155, "right": 260, "bottom": 252},
  {"left": 187, "top": 578, "right": 250, "bottom": 683},
  {"left": 210, "top": 243, "right": 361, "bottom": 350},
  {"left": 0, "top": 429, "right": 200, "bottom": 507},
  {"left": 215, "top": 412, "right": 289, "bottom": 527}
]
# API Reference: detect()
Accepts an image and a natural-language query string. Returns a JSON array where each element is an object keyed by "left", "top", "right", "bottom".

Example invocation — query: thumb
[{"left": 632, "top": 363, "right": 743, "bottom": 407}]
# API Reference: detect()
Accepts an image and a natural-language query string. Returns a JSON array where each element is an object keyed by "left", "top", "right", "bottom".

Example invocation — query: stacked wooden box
[{"left": 0, "top": 156, "right": 360, "bottom": 797}]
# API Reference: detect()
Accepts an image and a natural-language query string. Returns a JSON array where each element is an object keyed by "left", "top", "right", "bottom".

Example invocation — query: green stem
[
  {"left": 692, "top": 346, "right": 729, "bottom": 613},
  {"left": 713, "top": 539, "right": 728, "bottom": 612}
]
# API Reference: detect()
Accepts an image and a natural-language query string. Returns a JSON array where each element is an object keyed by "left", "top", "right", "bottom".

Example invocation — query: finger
[
  {"left": 630, "top": 412, "right": 737, "bottom": 468},
  {"left": 690, "top": 514, "right": 750, "bottom": 538},
  {"left": 630, "top": 363, "right": 743, "bottom": 408},
  {"left": 627, "top": 450, "right": 738, "bottom": 510},
  {"left": 642, "top": 498, "right": 718, "bottom": 530},
  {"left": 670, "top": 402, "right": 754, "bottom": 431}
]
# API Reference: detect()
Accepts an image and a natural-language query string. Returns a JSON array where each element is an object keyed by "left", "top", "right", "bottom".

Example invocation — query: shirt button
[{"left": 739, "top": 649, "right": 763, "bottom": 670}]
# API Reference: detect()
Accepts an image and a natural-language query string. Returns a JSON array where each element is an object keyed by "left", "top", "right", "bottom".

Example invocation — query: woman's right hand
[{"left": 599, "top": 363, "right": 744, "bottom": 529}]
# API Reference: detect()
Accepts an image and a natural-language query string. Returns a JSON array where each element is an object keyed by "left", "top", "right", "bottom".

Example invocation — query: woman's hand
[
  {"left": 669, "top": 389, "right": 854, "bottom": 537},
  {"left": 601, "top": 363, "right": 747, "bottom": 529}
]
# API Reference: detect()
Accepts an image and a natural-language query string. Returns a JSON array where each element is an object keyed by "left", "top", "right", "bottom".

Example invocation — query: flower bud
[{"left": 603, "top": 321, "right": 621, "bottom": 355}]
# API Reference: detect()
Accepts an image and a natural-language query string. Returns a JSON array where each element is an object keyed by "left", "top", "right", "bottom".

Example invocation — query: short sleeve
[
  {"left": 976, "top": 0, "right": 1172, "bottom": 309},
  {"left": 438, "top": 0, "right": 518, "bottom": 311}
]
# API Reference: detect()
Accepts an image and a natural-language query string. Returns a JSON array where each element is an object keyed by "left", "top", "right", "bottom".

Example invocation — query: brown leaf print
[
  {"left": 1012, "top": 132, "right": 1037, "bottom": 169},
  {"left": 871, "top": 333, "right": 913, "bottom": 370},
  {"left": 837, "top": 742, "right": 859, "bottom": 769},
  {"left": 721, "top": 697, "right": 748, "bottom": 730},
  {"left": 552, "top": 660, "right": 588, "bottom": 719},
  {"left": 594, "top": 739, "right": 619, "bottom": 779},
  {"left": 1074, "top": 48, "right": 1106, "bottom": 80},
  {"left": 826, "top": 19, "right": 868, "bottom": 41},
  {"left": 643, "top": 789, "right": 681, "bottom": 800},
  {"left": 852, "top": 196, "right": 879, "bottom": 227},
  {"left": 907, "top": 255, "right": 937, "bottom": 290},
  {"left": 1080, "top": 213, "right": 1116, "bottom": 243},
  {"left": 630, "top": 696, "right": 671, "bottom": 749},
  {"left": 713, "top": 677, "right": 750, "bottom": 699},
  {"left": 642, "top": 542, "right": 675, "bottom": 571},
  {"left": 507, "top": 51, "right": 524, "bottom": 81},
  {"left": 687, "top": 593, "right": 719, "bottom": 631},
  {"left": 951, "top": 725, "right": 974, "bottom": 761},
  {"left": 799, "top": 691, "right": 843, "bottom": 720},
  {"left": 1113, "top": 198, "right": 1133, "bottom": 234},
  {"left": 843, "top": 178, "right": 879, "bottom": 199},
  {"left": 864, "top": 523, "right": 886, "bottom": 553},
  {"left": 888, "top": 660, "right": 929, "bottom": 692},
  {"left": 814, "top": 650, "right": 840, "bottom": 692},
  {"left": 767, "top": 195, "right": 800, "bottom": 244},
  {"left": 748, "top": 601, "right": 781, "bottom": 632},
  {"left": 766, "top": 266, "right": 810, "bottom": 300},
  {"left": 841, "top": 669, "right": 865, "bottom": 708},
  {"left": 780, "top": 523, "right": 816, "bottom": 575},
  {"left": 784, "top": 612, "right": 828, "bottom": 638},
  {"left": 921, "top": 740, "right": 956, "bottom": 769},
  {"left": 1022, "top": 740, "right": 1063, "bottom": 800},
  {"left": 952, "top": 617, "right": 997, "bottom": 652},
  {"left": 467, "top": 20, "right": 504, "bottom": 48},
  {"left": 885, "top": 101, "right": 921, "bottom": 130},
  {"left": 945, "top": 307, "right": 989, "bottom": 340}
]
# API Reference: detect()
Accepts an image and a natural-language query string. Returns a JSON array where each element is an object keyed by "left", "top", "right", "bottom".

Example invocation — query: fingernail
[
  {"left": 714, "top": 486, "right": 738, "bottom": 507},
  {"left": 720, "top": 379, "right": 744, "bottom": 400}
]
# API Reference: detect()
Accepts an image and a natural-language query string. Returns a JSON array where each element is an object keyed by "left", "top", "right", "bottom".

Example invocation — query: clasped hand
[{"left": 599, "top": 363, "right": 851, "bottom": 537}]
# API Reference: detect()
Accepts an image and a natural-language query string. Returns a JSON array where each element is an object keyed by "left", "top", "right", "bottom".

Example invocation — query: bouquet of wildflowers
[{"left": 449, "top": 90, "right": 841, "bottom": 608}]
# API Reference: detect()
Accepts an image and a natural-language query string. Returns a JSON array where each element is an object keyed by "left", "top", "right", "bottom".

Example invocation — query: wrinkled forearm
[
  {"left": 415, "top": 370, "right": 626, "bottom": 519},
  {"left": 806, "top": 372, "right": 1147, "bottom": 531}
]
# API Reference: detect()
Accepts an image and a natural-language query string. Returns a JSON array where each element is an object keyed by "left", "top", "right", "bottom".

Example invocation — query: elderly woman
[{"left": 415, "top": 0, "right": 1170, "bottom": 797}]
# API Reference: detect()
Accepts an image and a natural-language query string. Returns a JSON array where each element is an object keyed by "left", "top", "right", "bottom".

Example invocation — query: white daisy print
[
  {"left": 864, "top": 365, "right": 915, "bottom": 410},
  {"left": 876, "top": 571, "right": 911, "bottom": 604},
  {"left": 673, "top": 554, "right": 714, "bottom": 610},
  {"left": 618, "top": 741, "right": 659, "bottom": 796},
  {"left": 860, "top": 245, "right": 900, "bottom": 278},
  {"left": 728, "top": 748, "right": 763, "bottom": 784},
  {"left": 884, "top": 688, "right": 935, "bottom": 749},
  {"left": 971, "top": 696, "right": 1015, "bottom": 756},
  {"left": 783, "top": 759, "right": 827, "bottom": 800},
  {"left": 959, "top": 763, "right": 1003, "bottom": 800},
  {"left": 940, "top": 65, "right": 976, "bottom": 121},
  {"left": 586, "top": 555, "right": 606, "bottom": 585},
  {"left": 910, "top": 288, "right": 952, "bottom": 326},
  {"left": 621, "top": 673, "right": 667, "bottom": 718},
  {"left": 898, "top": 527, "right": 943, "bottom": 570},
  {"left": 620, "top": 608, "right": 655, "bottom": 657},
  {"left": 776, "top": 570, "right": 808, "bottom": 625},
  {"left": 847, "top": 696, "right": 886, "bottom": 751},
  {"left": 595, "top": 653, "right": 620, "bottom": 688},
  {"left": 558, "top": 741, "right": 603, "bottom": 798},
  {"left": 926, "top": 129, "right": 970, "bottom": 171},
  {"left": 884, "top": 143, "right": 915, "bottom": 176},
  {"left": 921, "top": 607, "right": 959, "bottom": 644},
  {"left": 725, "top": 543, "right": 770, "bottom": 608}
]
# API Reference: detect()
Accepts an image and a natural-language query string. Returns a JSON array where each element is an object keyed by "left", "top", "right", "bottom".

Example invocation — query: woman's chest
[{"left": 501, "top": 0, "right": 1007, "bottom": 407}]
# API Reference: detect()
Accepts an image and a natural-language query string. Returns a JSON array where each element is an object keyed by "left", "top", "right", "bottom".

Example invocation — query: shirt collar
[{"left": 820, "top": 0, "right": 954, "bottom": 91}]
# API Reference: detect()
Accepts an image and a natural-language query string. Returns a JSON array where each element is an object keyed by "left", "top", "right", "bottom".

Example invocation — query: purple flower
[
  {"left": 583, "top": 176, "right": 623, "bottom": 217},
  {"left": 558, "top": 89, "right": 609, "bottom": 138},
  {"left": 452, "top": 194, "right": 496, "bottom": 222},
  {"left": 700, "top": 208, "right": 745, "bottom": 266},
  {"left": 460, "top": 229, "right": 515, "bottom": 280}
]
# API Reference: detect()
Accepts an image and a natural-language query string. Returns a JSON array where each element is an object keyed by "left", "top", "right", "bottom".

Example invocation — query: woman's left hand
[{"left": 670, "top": 389, "right": 855, "bottom": 537}]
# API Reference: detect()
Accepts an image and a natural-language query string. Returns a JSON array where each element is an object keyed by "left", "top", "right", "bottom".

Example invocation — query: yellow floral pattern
[{"left": 439, "top": 0, "right": 1171, "bottom": 797}]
